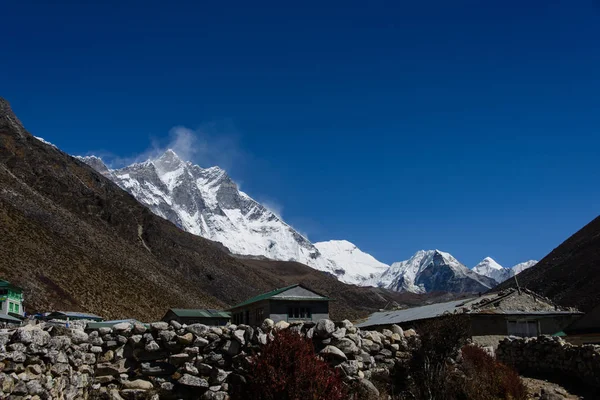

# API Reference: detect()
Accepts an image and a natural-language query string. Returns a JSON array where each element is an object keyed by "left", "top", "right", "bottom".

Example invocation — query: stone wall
[
  {"left": 0, "top": 318, "right": 420, "bottom": 399},
  {"left": 497, "top": 335, "right": 600, "bottom": 389}
]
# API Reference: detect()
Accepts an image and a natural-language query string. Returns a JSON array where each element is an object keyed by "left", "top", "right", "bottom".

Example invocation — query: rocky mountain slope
[
  {"left": 472, "top": 257, "right": 537, "bottom": 284},
  {"left": 0, "top": 98, "right": 438, "bottom": 321},
  {"left": 375, "top": 250, "right": 497, "bottom": 294},
  {"left": 496, "top": 215, "right": 600, "bottom": 312}
]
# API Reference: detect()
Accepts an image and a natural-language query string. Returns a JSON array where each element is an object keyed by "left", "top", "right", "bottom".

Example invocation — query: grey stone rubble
[
  {"left": 497, "top": 335, "right": 600, "bottom": 389},
  {"left": 0, "top": 318, "right": 421, "bottom": 399}
]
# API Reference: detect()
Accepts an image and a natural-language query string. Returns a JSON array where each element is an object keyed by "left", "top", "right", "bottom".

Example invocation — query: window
[
  {"left": 507, "top": 320, "right": 538, "bottom": 337},
  {"left": 255, "top": 308, "right": 264, "bottom": 323},
  {"left": 15, "top": 304, "right": 19, "bottom": 313},
  {"left": 9, "top": 303, "right": 14, "bottom": 313},
  {"left": 288, "top": 306, "right": 312, "bottom": 320}
]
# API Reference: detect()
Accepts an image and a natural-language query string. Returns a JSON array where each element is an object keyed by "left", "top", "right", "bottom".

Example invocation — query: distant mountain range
[
  {"left": 79, "top": 150, "right": 536, "bottom": 294},
  {"left": 472, "top": 257, "right": 538, "bottom": 285}
]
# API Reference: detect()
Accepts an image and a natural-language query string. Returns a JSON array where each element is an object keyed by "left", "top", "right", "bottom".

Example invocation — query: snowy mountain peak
[
  {"left": 377, "top": 249, "right": 496, "bottom": 294},
  {"left": 80, "top": 150, "right": 379, "bottom": 285},
  {"left": 315, "top": 240, "right": 389, "bottom": 285},
  {"left": 473, "top": 257, "right": 538, "bottom": 285}
]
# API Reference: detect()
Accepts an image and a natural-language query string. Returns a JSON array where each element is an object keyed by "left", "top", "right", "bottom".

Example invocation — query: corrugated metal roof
[
  {"left": 357, "top": 297, "right": 583, "bottom": 328},
  {"left": 86, "top": 319, "right": 145, "bottom": 329},
  {"left": 169, "top": 309, "right": 231, "bottom": 318},
  {"left": 357, "top": 298, "right": 473, "bottom": 328},
  {"left": 228, "top": 284, "right": 299, "bottom": 309},
  {"left": 48, "top": 311, "right": 103, "bottom": 320},
  {"left": 0, "top": 313, "right": 22, "bottom": 323}
]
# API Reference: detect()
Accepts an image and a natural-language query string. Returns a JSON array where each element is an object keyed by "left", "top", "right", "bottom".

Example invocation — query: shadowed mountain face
[
  {"left": 0, "top": 98, "right": 431, "bottom": 321},
  {"left": 496, "top": 216, "right": 600, "bottom": 312}
]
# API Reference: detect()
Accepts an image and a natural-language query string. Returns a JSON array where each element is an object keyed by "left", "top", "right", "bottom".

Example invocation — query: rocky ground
[{"left": 523, "top": 377, "right": 581, "bottom": 400}]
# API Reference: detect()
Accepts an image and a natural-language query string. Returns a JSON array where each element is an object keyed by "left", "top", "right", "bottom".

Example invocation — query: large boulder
[
  {"left": 261, "top": 319, "right": 274, "bottom": 332},
  {"left": 315, "top": 319, "right": 336, "bottom": 338},
  {"left": 334, "top": 338, "right": 359, "bottom": 355},
  {"left": 186, "top": 324, "right": 209, "bottom": 337},
  {"left": 274, "top": 321, "right": 290, "bottom": 331},
  {"left": 319, "top": 345, "right": 347, "bottom": 361}
]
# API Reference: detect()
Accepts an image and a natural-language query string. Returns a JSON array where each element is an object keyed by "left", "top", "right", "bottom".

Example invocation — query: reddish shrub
[
  {"left": 245, "top": 329, "right": 347, "bottom": 400},
  {"left": 459, "top": 345, "right": 527, "bottom": 400}
]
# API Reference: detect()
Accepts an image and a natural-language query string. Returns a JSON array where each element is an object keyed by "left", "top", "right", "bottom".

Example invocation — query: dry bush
[
  {"left": 398, "top": 314, "right": 471, "bottom": 400},
  {"left": 244, "top": 329, "right": 347, "bottom": 400},
  {"left": 457, "top": 345, "right": 527, "bottom": 400}
]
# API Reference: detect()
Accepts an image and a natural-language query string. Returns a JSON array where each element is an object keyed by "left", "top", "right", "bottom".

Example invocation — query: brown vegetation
[{"left": 0, "top": 98, "right": 441, "bottom": 322}]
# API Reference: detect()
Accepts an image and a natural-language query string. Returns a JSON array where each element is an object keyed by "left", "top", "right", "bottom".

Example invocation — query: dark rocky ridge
[
  {"left": 496, "top": 215, "right": 600, "bottom": 312},
  {"left": 0, "top": 98, "right": 433, "bottom": 321}
]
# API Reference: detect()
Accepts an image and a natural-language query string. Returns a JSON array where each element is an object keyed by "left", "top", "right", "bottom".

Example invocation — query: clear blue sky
[{"left": 3, "top": 1, "right": 599, "bottom": 267}]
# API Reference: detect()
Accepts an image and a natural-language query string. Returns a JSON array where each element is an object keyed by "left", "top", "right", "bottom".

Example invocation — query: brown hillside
[
  {"left": 0, "top": 98, "right": 426, "bottom": 321},
  {"left": 496, "top": 216, "right": 600, "bottom": 312}
]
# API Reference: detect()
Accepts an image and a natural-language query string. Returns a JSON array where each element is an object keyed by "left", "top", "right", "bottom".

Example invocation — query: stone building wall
[
  {"left": 497, "top": 335, "right": 600, "bottom": 389},
  {"left": 0, "top": 318, "right": 420, "bottom": 399}
]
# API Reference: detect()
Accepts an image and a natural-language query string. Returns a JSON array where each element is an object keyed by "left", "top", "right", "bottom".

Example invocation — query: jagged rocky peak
[
  {"left": 80, "top": 149, "right": 366, "bottom": 282},
  {"left": 77, "top": 155, "right": 111, "bottom": 175},
  {"left": 0, "top": 98, "right": 28, "bottom": 138},
  {"left": 377, "top": 249, "right": 496, "bottom": 294}
]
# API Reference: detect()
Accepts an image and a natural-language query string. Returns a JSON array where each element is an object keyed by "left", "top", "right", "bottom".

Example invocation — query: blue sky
[{"left": 3, "top": 1, "right": 599, "bottom": 267}]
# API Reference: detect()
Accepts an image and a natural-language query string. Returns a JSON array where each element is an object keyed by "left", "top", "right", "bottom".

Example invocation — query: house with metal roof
[
  {"left": 45, "top": 311, "right": 104, "bottom": 322},
  {"left": 357, "top": 288, "right": 582, "bottom": 347},
  {"left": 228, "top": 284, "right": 330, "bottom": 326},
  {"left": 0, "top": 280, "right": 25, "bottom": 323},
  {"left": 161, "top": 309, "right": 231, "bottom": 326}
]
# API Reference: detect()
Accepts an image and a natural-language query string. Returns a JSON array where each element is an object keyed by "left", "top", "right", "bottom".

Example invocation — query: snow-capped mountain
[
  {"left": 78, "top": 149, "right": 535, "bottom": 294},
  {"left": 78, "top": 150, "right": 370, "bottom": 284},
  {"left": 472, "top": 258, "right": 538, "bottom": 284},
  {"left": 315, "top": 240, "right": 390, "bottom": 285},
  {"left": 376, "top": 250, "right": 497, "bottom": 294},
  {"left": 472, "top": 257, "right": 507, "bottom": 284}
]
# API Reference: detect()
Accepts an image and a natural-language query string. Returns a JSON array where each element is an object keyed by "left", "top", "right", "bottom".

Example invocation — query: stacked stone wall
[
  {"left": 497, "top": 335, "right": 600, "bottom": 389},
  {"left": 0, "top": 318, "right": 420, "bottom": 399}
]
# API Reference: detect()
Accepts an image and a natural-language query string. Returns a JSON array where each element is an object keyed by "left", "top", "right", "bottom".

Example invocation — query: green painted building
[
  {"left": 0, "top": 280, "right": 24, "bottom": 320},
  {"left": 162, "top": 309, "right": 231, "bottom": 326},
  {"left": 228, "top": 284, "right": 330, "bottom": 326}
]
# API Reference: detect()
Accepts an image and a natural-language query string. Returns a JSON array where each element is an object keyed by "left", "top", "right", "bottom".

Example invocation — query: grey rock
[
  {"left": 150, "top": 322, "right": 170, "bottom": 331},
  {"left": 261, "top": 318, "right": 274, "bottom": 332},
  {"left": 145, "top": 341, "right": 160, "bottom": 352},
  {"left": 233, "top": 329, "right": 246, "bottom": 345},
  {"left": 222, "top": 340, "right": 240, "bottom": 356},
  {"left": 187, "top": 323, "right": 209, "bottom": 337},
  {"left": 315, "top": 319, "right": 335, "bottom": 338},
  {"left": 122, "top": 379, "right": 154, "bottom": 390},
  {"left": 320, "top": 345, "right": 347, "bottom": 361},
  {"left": 178, "top": 373, "right": 209, "bottom": 388},
  {"left": 70, "top": 330, "right": 89, "bottom": 344},
  {"left": 335, "top": 338, "right": 359, "bottom": 355}
]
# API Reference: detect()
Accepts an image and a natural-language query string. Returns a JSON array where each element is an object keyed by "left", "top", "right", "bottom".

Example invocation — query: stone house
[
  {"left": 562, "top": 303, "right": 600, "bottom": 345},
  {"left": 357, "top": 288, "right": 582, "bottom": 347},
  {"left": 228, "top": 284, "right": 330, "bottom": 326},
  {"left": 0, "top": 280, "right": 24, "bottom": 323},
  {"left": 161, "top": 309, "right": 231, "bottom": 326}
]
